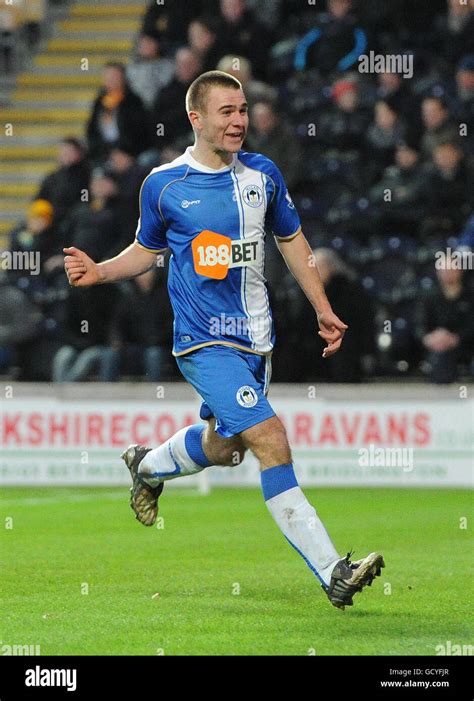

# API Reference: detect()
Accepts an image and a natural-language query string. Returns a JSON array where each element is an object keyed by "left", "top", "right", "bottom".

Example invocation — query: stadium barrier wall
[{"left": 1, "top": 383, "right": 472, "bottom": 488}]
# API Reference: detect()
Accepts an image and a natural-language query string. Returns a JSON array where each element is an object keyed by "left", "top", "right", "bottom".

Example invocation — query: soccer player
[{"left": 64, "top": 71, "right": 384, "bottom": 610}]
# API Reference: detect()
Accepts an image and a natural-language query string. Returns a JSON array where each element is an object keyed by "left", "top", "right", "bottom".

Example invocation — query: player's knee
[
  {"left": 242, "top": 417, "right": 290, "bottom": 464},
  {"left": 244, "top": 416, "right": 287, "bottom": 451}
]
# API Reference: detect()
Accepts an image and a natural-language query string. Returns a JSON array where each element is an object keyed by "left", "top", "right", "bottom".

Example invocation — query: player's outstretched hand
[
  {"left": 63, "top": 246, "right": 101, "bottom": 287},
  {"left": 317, "top": 309, "right": 348, "bottom": 358}
]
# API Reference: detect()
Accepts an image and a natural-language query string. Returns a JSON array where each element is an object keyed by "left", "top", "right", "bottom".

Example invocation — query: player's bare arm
[
  {"left": 276, "top": 231, "right": 348, "bottom": 358},
  {"left": 63, "top": 242, "right": 159, "bottom": 287}
]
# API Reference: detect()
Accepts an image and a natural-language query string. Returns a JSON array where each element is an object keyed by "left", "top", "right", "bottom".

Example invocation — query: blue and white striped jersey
[{"left": 135, "top": 146, "right": 301, "bottom": 357}]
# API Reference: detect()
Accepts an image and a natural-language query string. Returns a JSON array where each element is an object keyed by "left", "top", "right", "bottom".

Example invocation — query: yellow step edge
[
  {"left": 2, "top": 125, "right": 84, "bottom": 136},
  {"left": 0, "top": 162, "right": 56, "bottom": 173},
  {"left": 13, "top": 89, "right": 96, "bottom": 101},
  {"left": 59, "top": 19, "right": 140, "bottom": 31},
  {"left": 19, "top": 75, "right": 102, "bottom": 86},
  {"left": 0, "top": 225, "right": 16, "bottom": 237},
  {"left": 0, "top": 201, "right": 34, "bottom": 211},
  {"left": 1, "top": 184, "right": 38, "bottom": 196},
  {"left": 2, "top": 109, "right": 89, "bottom": 121},
  {"left": 71, "top": 5, "right": 143, "bottom": 17},
  {"left": 48, "top": 39, "right": 133, "bottom": 51},
  {"left": 3, "top": 146, "right": 58, "bottom": 158},
  {"left": 35, "top": 55, "right": 129, "bottom": 67}
]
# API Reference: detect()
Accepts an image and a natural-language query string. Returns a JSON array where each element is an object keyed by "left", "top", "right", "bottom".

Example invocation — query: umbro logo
[{"left": 181, "top": 199, "right": 201, "bottom": 209}]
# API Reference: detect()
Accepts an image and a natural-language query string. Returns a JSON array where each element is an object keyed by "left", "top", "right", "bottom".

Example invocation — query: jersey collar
[{"left": 184, "top": 146, "right": 238, "bottom": 173}]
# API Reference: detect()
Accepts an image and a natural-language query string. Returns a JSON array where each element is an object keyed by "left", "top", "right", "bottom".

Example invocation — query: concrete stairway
[{"left": 0, "top": 0, "right": 145, "bottom": 246}]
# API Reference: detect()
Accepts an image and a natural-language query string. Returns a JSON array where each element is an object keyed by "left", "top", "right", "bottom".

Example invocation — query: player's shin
[
  {"left": 260, "top": 463, "right": 340, "bottom": 587},
  {"left": 138, "top": 424, "right": 212, "bottom": 485}
]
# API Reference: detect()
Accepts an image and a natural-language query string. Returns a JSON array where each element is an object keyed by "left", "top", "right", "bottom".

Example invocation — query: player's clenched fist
[
  {"left": 63, "top": 246, "right": 101, "bottom": 287},
  {"left": 317, "top": 309, "right": 348, "bottom": 358}
]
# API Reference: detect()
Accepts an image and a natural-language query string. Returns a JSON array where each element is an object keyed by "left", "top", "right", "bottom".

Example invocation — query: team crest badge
[
  {"left": 243, "top": 184, "right": 263, "bottom": 208},
  {"left": 236, "top": 385, "right": 258, "bottom": 408}
]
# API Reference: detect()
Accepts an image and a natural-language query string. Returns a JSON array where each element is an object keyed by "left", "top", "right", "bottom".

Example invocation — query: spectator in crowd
[
  {"left": 216, "top": 55, "right": 277, "bottom": 105},
  {"left": 36, "top": 137, "right": 90, "bottom": 226},
  {"left": 0, "top": 275, "right": 44, "bottom": 379},
  {"left": 246, "top": 99, "right": 302, "bottom": 189},
  {"left": 294, "top": 248, "right": 375, "bottom": 382},
  {"left": 436, "top": 0, "right": 474, "bottom": 67},
  {"left": 379, "top": 0, "right": 446, "bottom": 52},
  {"left": 103, "top": 268, "right": 174, "bottom": 381},
  {"left": 421, "top": 140, "right": 473, "bottom": 239},
  {"left": 65, "top": 170, "right": 125, "bottom": 262},
  {"left": 365, "top": 98, "right": 406, "bottom": 176},
  {"left": 449, "top": 55, "right": 474, "bottom": 153},
  {"left": 52, "top": 285, "right": 119, "bottom": 382},
  {"left": 126, "top": 32, "right": 174, "bottom": 109},
  {"left": 6, "top": 200, "right": 68, "bottom": 379},
  {"left": 215, "top": 0, "right": 270, "bottom": 80},
  {"left": 246, "top": 0, "right": 286, "bottom": 32},
  {"left": 188, "top": 16, "right": 221, "bottom": 73},
  {"left": 376, "top": 70, "right": 420, "bottom": 132},
  {"left": 105, "top": 142, "right": 148, "bottom": 240},
  {"left": 316, "top": 79, "right": 371, "bottom": 157},
  {"left": 420, "top": 96, "right": 459, "bottom": 157},
  {"left": 416, "top": 259, "right": 474, "bottom": 383},
  {"left": 86, "top": 62, "right": 149, "bottom": 163},
  {"left": 149, "top": 48, "right": 201, "bottom": 150},
  {"left": 368, "top": 135, "right": 427, "bottom": 237},
  {"left": 293, "top": 0, "right": 367, "bottom": 76},
  {"left": 141, "top": 0, "right": 204, "bottom": 55},
  {"left": 9, "top": 199, "right": 63, "bottom": 280}
]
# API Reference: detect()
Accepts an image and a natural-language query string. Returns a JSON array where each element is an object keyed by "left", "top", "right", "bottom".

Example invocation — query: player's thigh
[
  {"left": 177, "top": 346, "right": 275, "bottom": 439},
  {"left": 203, "top": 417, "right": 246, "bottom": 466},
  {"left": 240, "top": 415, "right": 292, "bottom": 469}
]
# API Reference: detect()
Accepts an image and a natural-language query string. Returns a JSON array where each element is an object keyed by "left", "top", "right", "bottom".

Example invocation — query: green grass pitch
[{"left": 1, "top": 486, "right": 472, "bottom": 656}]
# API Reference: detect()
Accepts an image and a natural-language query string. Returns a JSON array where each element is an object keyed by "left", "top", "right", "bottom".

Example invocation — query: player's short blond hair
[{"left": 186, "top": 70, "right": 243, "bottom": 115}]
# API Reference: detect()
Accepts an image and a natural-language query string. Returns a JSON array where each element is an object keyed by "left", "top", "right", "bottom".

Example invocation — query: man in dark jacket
[
  {"left": 36, "top": 138, "right": 90, "bottom": 225},
  {"left": 8, "top": 199, "right": 64, "bottom": 281},
  {"left": 104, "top": 267, "right": 174, "bottom": 381},
  {"left": 246, "top": 100, "right": 302, "bottom": 190},
  {"left": 149, "top": 48, "right": 201, "bottom": 150},
  {"left": 105, "top": 142, "right": 149, "bottom": 245},
  {"left": 141, "top": 0, "right": 205, "bottom": 54},
  {"left": 214, "top": 0, "right": 271, "bottom": 80},
  {"left": 368, "top": 136, "right": 427, "bottom": 237},
  {"left": 0, "top": 278, "right": 44, "bottom": 379},
  {"left": 64, "top": 170, "right": 127, "bottom": 262},
  {"left": 416, "top": 262, "right": 474, "bottom": 383},
  {"left": 294, "top": 0, "right": 367, "bottom": 76},
  {"left": 87, "top": 63, "right": 149, "bottom": 164},
  {"left": 52, "top": 284, "right": 119, "bottom": 382},
  {"left": 421, "top": 140, "right": 473, "bottom": 239},
  {"left": 287, "top": 248, "right": 375, "bottom": 382},
  {"left": 316, "top": 79, "right": 371, "bottom": 157},
  {"left": 6, "top": 200, "right": 68, "bottom": 379}
]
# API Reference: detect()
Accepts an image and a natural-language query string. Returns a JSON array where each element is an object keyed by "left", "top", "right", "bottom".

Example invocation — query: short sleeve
[
  {"left": 135, "top": 173, "right": 168, "bottom": 252},
  {"left": 266, "top": 163, "right": 301, "bottom": 241}
]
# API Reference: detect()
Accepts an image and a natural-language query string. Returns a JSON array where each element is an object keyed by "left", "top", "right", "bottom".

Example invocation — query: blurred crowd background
[{"left": 1, "top": 0, "right": 473, "bottom": 383}]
